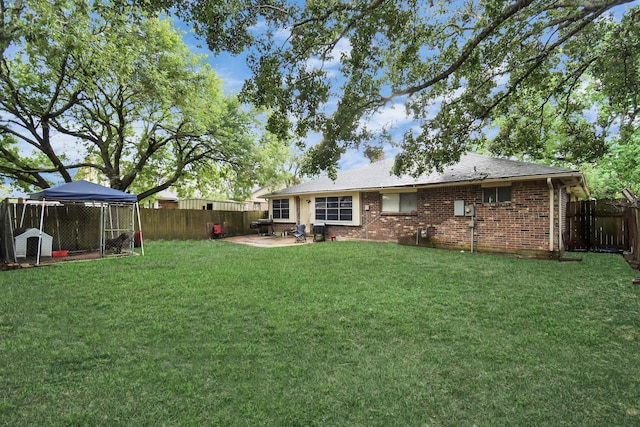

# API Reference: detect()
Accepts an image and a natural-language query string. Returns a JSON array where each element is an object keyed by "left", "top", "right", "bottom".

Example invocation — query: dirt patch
[{"left": 0, "top": 250, "right": 134, "bottom": 270}]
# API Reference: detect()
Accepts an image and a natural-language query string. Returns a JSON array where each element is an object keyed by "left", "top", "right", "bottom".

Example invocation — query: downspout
[
  {"left": 365, "top": 207, "right": 369, "bottom": 240},
  {"left": 558, "top": 186, "right": 567, "bottom": 256},
  {"left": 547, "top": 178, "right": 554, "bottom": 252},
  {"left": 559, "top": 191, "right": 562, "bottom": 252}
]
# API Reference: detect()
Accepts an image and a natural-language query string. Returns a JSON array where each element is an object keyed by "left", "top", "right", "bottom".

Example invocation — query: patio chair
[
  {"left": 294, "top": 224, "right": 306, "bottom": 243},
  {"left": 212, "top": 223, "right": 225, "bottom": 239}
]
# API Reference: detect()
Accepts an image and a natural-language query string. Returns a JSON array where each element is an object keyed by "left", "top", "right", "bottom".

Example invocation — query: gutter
[{"left": 267, "top": 172, "right": 587, "bottom": 198}]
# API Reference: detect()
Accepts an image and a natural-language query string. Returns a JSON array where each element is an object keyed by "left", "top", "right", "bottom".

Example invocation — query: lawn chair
[
  {"left": 294, "top": 224, "right": 306, "bottom": 243},
  {"left": 212, "top": 223, "right": 225, "bottom": 239}
]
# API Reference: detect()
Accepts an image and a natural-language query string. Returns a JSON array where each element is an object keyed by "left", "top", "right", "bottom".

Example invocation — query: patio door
[{"left": 298, "top": 196, "right": 313, "bottom": 231}]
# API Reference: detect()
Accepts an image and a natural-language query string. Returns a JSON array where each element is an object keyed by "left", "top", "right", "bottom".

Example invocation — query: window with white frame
[
  {"left": 315, "top": 196, "right": 352, "bottom": 221},
  {"left": 482, "top": 186, "right": 511, "bottom": 204},
  {"left": 381, "top": 192, "right": 417, "bottom": 212},
  {"left": 272, "top": 198, "right": 290, "bottom": 219}
]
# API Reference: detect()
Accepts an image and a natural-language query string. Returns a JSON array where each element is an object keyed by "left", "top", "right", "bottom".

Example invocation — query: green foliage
[
  {"left": 0, "top": 0, "right": 289, "bottom": 200},
  {"left": 146, "top": 0, "right": 638, "bottom": 186},
  {"left": 0, "top": 240, "right": 639, "bottom": 425},
  {"left": 582, "top": 132, "right": 640, "bottom": 199}
]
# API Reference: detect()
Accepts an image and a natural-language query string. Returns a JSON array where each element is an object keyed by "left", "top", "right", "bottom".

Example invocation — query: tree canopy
[
  {"left": 0, "top": 0, "right": 288, "bottom": 200},
  {"left": 142, "top": 0, "right": 639, "bottom": 185}
]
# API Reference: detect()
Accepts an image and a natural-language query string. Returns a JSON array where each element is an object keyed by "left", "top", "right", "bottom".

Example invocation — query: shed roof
[{"left": 269, "top": 153, "right": 588, "bottom": 197}]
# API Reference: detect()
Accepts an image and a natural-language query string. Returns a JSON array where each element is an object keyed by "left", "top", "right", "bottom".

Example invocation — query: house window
[
  {"left": 381, "top": 192, "right": 417, "bottom": 212},
  {"left": 315, "top": 196, "right": 352, "bottom": 221},
  {"left": 483, "top": 186, "right": 511, "bottom": 204},
  {"left": 272, "top": 199, "right": 290, "bottom": 219}
]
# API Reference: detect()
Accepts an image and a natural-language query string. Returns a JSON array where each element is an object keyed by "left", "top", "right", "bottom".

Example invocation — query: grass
[{"left": 0, "top": 240, "right": 639, "bottom": 426}]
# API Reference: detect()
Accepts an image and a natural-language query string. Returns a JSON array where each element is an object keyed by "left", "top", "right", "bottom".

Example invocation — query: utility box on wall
[
  {"left": 464, "top": 205, "right": 475, "bottom": 217},
  {"left": 454, "top": 200, "right": 465, "bottom": 216}
]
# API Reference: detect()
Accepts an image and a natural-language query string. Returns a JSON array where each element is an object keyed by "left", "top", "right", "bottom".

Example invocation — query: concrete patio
[{"left": 221, "top": 234, "right": 312, "bottom": 247}]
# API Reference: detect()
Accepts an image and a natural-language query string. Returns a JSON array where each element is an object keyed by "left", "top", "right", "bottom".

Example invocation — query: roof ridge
[{"left": 270, "top": 152, "right": 582, "bottom": 196}]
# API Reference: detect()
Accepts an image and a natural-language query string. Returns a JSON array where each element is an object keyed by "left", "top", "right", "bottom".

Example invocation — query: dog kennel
[{"left": 0, "top": 180, "right": 144, "bottom": 265}]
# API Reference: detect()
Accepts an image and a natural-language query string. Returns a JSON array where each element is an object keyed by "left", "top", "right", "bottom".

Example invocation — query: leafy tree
[
  {"left": 0, "top": 0, "right": 286, "bottom": 200},
  {"left": 251, "top": 134, "right": 305, "bottom": 191},
  {"left": 141, "top": 0, "right": 638, "bottom": 179},
  {"left": 581, "top": 133, "right": 640, "bottom": 199},
  {"left": 489, "top": 8, "right": 640, "bottom": 197}
]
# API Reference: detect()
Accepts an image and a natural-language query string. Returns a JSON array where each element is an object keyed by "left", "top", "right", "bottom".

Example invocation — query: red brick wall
[
  {"left": 268, "top": 180, "right": 569, "bottom": 256},
  {"left": 323, "top": 180, "right": 564, "bottom": 256}
]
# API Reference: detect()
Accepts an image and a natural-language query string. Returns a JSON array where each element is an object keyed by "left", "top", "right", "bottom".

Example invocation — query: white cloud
[
  {"left": 213, "top": 64, "right": 249, "bottom": 94},
  {"left": 305, "top": 37, "right": 352, "bottom": 72},
  {"left": 338, "top": 148, "right": 368, "bottom": 171},
  {"left": 359, "top": 102, "right": 413, "bottom": 133}
]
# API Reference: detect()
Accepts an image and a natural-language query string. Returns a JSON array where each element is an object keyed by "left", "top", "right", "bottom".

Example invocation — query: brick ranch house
[{"left": 264, "top": 153, "right": 589, "bottom": 258}]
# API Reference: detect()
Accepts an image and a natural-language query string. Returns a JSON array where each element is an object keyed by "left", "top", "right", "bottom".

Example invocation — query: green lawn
[{"left": 1, "top": 240, "right": 639, "bottom": 426}]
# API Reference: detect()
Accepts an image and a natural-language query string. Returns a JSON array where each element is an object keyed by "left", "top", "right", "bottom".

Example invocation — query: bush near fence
[{"left": 138, "top": 208, "right": 266, "bottom": 240}]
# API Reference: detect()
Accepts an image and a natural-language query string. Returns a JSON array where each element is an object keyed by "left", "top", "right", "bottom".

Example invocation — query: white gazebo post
[
  {"left": 135, "top": 202, "right": 144, "bottom": 256},
  {"left": 36, "top": 199, "right": 46, "bottom": 265}
]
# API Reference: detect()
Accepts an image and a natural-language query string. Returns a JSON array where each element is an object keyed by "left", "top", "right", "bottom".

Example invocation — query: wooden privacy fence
[
  {"left": 626, "top": 201, "right": 640, "bottom": 268},
  {"left": 565, "top": 200, "right": 634, "bottom": 253},
  {"left": 138, "top": 208, "right": 265, "bottom": 240}
]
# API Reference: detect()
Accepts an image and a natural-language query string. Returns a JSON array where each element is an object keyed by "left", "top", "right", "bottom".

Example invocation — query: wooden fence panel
[
  {"left": 566, "top": 201, "right": 591, "bottom": 251},
  {"left": 138, "top": 208, "right": 265, "bottom": 240},
  {"left": 627, "top": 204, "right": 640, "bottom": 268},
  {"left": 566, "top": 200, "right": 630, "bottom": 252}
]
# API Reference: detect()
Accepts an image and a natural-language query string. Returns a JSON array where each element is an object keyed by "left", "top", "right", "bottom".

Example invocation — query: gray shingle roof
[{"left": 270, "top": 153, "right": 585, "bottom": 196}]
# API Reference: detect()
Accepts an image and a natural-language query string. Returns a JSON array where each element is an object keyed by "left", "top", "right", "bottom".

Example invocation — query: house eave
[{"left": 265, "top": 172, "right": 588, "bottom": 199}]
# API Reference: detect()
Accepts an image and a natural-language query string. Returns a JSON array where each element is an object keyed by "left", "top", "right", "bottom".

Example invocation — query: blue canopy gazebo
[
  {"left": 31, "top": 180, "right": 139, "bottom": 202},
  {"left": 9, "top": 180, "right": 145, "bottom": 265}
]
